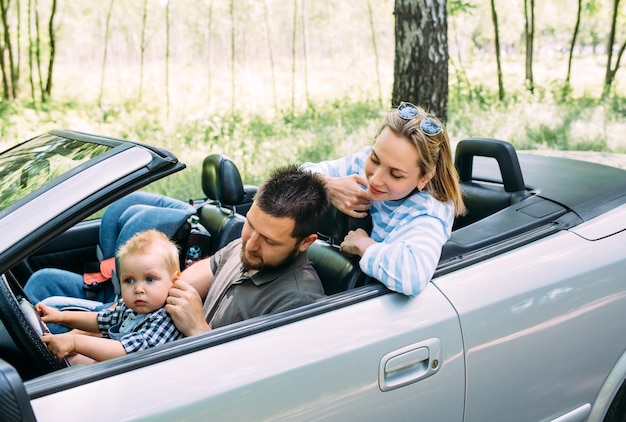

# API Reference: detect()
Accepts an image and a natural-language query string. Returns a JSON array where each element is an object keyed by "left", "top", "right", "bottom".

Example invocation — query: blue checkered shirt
[{"left": 97, "top": 300, "right": 184, "bottom": 354}]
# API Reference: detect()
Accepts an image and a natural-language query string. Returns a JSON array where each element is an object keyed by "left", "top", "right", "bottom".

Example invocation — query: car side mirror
[{"left": 0, "top": 358, "right": 36, "bottom": 422}]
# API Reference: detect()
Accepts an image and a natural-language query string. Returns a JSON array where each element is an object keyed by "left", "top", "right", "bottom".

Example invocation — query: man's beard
[{"left": 240, "top": 242, "right": 300, "bottom": 272}]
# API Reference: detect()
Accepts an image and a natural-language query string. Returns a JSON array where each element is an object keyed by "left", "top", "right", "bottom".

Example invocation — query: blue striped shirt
[{"left": 302, "top": 146, "right": 454, "bottom": 296}]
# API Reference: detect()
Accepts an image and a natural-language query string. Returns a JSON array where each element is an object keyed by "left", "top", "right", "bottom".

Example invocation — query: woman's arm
[
  {"left": 359, "top": 211, "right": 452, "bottom": 296},
  {"left": 301, "top": 148, "right": 372, "bottom": 217}
]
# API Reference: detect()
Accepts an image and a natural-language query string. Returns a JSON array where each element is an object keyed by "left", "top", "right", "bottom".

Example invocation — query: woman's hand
[
  {"left": 340, "top": 228, "right": 376, "bottom": 257},
  {"left": 324, "top": 175, "right": 371, "bottom": 218},
  {"left": 166, "top": 280, "right": 211, "bottom": 336}
]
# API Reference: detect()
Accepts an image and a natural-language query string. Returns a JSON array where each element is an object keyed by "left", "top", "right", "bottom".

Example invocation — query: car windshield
[{"left": 0, "top": 134, "right": 111, "bottom": 212}]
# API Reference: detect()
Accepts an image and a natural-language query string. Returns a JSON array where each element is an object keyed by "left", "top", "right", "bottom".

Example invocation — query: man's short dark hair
[{"left": 254, "top": 165, "right": 330, "bottom": 240}]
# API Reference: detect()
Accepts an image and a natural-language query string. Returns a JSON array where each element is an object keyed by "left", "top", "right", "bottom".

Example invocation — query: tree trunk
[
  {"left": 98, "top": 0, "right": 115, "bottom": 110},
  {"left": 34, "top": 0, "right": 44, "bottom": 97},
  {"left": 43, "top": 0, "right": 57, "bottom": 99},
  {"left": 523, "top": 0, "right": 534, "bottom": 93},
  {"left": 290, "top": 0, "right": 297, "bottom": 114},
  {"left": 206, "top": 0, "right": 213, "bottom": 109},
  {"left": 367, "top": 0, "right": 383, "bottom": 107},
  {"left": 27, "top": 0, "right": 36, "bottom": 103},
  {"left": 392, "top": 0, "right": 448, "bottom": 120},
  {"left": 165, "top": 0, "right": 170, "bottom": 120},
  {"left": 138, "top": 0, "right": 148, "bottom": 102},
  {"left": 566, "top": 0, "right": 582, "bottom": 85},
  {"left": 301, "top": 0, "right": 310, "bottom": 106},
  {"left": 602, "top": 0, "right": 624, "bottom": 98},
  {"left": 229, "top": 0, "right": 235, "bottom": 114},
  {"left": 15, "top": 0, "right": 21, "bottom": 84},
  {"left": 489, "top": 0, "right": 505, "bottom": 101},
  {"left": 0, "top": 0, "right": 16, "bottom": 98},
  {"left": 262, "top": 0, "right": 278, "bottom": 113}
]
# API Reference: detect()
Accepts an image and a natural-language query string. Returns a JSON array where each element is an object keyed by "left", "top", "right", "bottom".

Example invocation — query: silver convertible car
[{"left": 0, "top": 130, "right": 625, "bottom": 421}]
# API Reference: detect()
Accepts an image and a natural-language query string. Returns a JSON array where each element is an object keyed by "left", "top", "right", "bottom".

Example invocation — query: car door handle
[{"left": 378, "top": 338, "right": 442, "bottom": 392}]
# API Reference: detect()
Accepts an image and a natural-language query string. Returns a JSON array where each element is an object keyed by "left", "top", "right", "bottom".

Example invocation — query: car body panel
[
  {"left": 1, "top": 132, "right": 625, "bottom": 421},
  {"left": 434, "top": 205, "right": 626, "bottom": 421},
  {"left": 30, "top": 286, "right": 465, "bottom": 421}
]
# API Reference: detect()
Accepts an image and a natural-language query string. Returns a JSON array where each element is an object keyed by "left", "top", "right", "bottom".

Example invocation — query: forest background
[{"left": 0, "top": 0, "right": 625, "bottom": 201}]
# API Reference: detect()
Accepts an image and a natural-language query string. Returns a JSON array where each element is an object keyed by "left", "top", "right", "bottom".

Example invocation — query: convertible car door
[
  {"left": 27, "top": 285, "right": 464, "bottom": 421},
  {"left": 434, "top": 207, "right": 626, "bottom": 422}
]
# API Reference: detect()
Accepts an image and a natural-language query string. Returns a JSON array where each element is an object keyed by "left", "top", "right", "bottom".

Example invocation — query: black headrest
[
  {"left": 455, "top": 138, "right": 525, "bottom": 192},
  {"left": 201, "top": 154, "right": 245, "bottom": 206},
  {"left": 318, "top": 205, "right": 372, "bottom": 246}
]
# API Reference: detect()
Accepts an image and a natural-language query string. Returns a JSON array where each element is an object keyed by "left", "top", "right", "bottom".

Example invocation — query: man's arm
[
  {"left": 166, "top": 280, "right": 211, "bottom": 336},
  {"left": 179, "top": 257, "right": 215, "bottom": 300}
]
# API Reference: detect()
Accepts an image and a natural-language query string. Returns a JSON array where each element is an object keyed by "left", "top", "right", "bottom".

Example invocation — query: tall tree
[
  {"left": 165, "top": 0, "right": 170, "bottom": 120},
  {"left": 27, "top": 0, "right": 36, "bottom": 103},
  {"left": 566, "top": 0, "right": 583, "bottom": 86},
  {"left": 489, "top": 0, "right": 504, "bottom": 101},
  {"left": 603, "top": 0, "right": 626, "bottom": 98},
  {"left": 300, "top": 0, "right": 310, "bottom": 106},
  {"left": 448, "top": 0, "right": 475, "bottom": 100},
  {"left": 523, "top": 0, "right": 535, "bottom": 93},
  {"left": 290, "top": 0, "right": 297, "bottom": 114},
  {"left": 43, "top": 0, "right": 57, "bottom": 99},
  {"left": 0, "top": 0, "right": 17, "bottom": 99},
  {"left": 367, "top": 0, "right": 383, "bottom": 107},
  {"left": 98, "top": 0, "right": 115, "bottom": 110},
  {"left": 33, "top": 0, "right": 44, "bottom": 97},
  {"left": 392, "top": 0, "right": 448, "bottom": 119},
  {"left": 262, "top": 0, "right": 278, "bottom": 113},
  {"left": 138, "top": 0, "right": 148, "bottom": 102},
  {"left": 229, "top": 0, "right": 235, "bottom": 114},
  {"left": 205, "top": 0, "right": 214, "bottom": 109}
]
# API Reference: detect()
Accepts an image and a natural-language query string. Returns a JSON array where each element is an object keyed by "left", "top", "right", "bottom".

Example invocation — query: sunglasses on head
[{"left": 397, "top": 102, "right": 443, "bottom": 137}]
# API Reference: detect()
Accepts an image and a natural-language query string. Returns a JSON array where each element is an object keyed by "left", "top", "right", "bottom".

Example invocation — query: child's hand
[
  {"left": 41, "top": 333, "right": 75, "bottom": 360},
  {"left": 35, "top": 303, "right": 63, "bottom": 324}
]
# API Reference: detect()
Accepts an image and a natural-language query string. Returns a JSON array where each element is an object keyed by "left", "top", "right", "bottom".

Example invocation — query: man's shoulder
[{"left": 274, "top": 260, "right": 325, "bottom": 297}]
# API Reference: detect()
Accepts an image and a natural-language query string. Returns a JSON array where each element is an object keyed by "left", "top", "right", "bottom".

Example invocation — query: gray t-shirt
[{"left": 203, "top": 239, "right": 326, "bottom": 328}]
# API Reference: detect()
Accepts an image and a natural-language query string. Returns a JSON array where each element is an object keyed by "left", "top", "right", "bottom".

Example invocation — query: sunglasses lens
[
  {"left": 420, "top": 118, "right": 442, "bottom": 136},
  {"left": 398, "top": 102, "right": 419, "bottom": 120}
]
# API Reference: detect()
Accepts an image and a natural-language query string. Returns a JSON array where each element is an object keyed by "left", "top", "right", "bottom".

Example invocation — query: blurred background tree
[{"left": 0, "top": 0, "right": 624, "bottom": 197}]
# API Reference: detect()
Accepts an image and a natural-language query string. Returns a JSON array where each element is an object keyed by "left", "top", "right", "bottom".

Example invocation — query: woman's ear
[{"left": 418, "top": 170, "right": 436, "bottom": 191}]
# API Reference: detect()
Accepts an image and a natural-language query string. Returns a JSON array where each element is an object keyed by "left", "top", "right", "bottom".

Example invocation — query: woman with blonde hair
[{"left": 302, "top": 102, "right": 465, "bottom": 296}]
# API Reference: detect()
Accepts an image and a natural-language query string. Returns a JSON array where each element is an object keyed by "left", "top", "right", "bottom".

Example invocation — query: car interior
[
  {"left": 1, "top": 137, "right": 562, "bottom": 381},
  {"left": 9, "top": 137, "right": 559, "bottom": 311}
]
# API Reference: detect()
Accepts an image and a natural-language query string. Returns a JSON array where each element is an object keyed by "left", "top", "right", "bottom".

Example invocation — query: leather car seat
[{"left": 197, "top": 154, "right": 248, "bottom": 254}]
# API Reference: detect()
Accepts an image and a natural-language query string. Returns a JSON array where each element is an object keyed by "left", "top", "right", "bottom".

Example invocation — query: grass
[
  {"left": 1, "top": 51, "right": 625, "bottom": 203},
  {"left": 1, "top": 91, "right": 625, "bottom": 202}
]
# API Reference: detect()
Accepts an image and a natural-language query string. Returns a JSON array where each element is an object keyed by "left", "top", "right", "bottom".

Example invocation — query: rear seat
[
  {"left": 453, "top": 138, "right": 531, "bottom": 230},
  {"left": 197, "top": 154, "right": 249, "bottom": 254}
]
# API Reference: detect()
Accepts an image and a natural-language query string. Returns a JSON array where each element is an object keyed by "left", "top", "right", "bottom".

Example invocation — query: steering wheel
[{"left": 0, "top": 272, "right": 68, "bottom": 379}]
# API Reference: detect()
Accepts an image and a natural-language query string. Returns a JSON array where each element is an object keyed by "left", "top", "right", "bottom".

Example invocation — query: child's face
[{"left": 119, "top": 250, "right": 179, "bottom": 314}]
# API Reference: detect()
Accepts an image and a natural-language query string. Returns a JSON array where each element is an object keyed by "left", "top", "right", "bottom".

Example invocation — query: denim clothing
[{"left": 24, "top": 192, "right": 195, "bottom": 333}]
